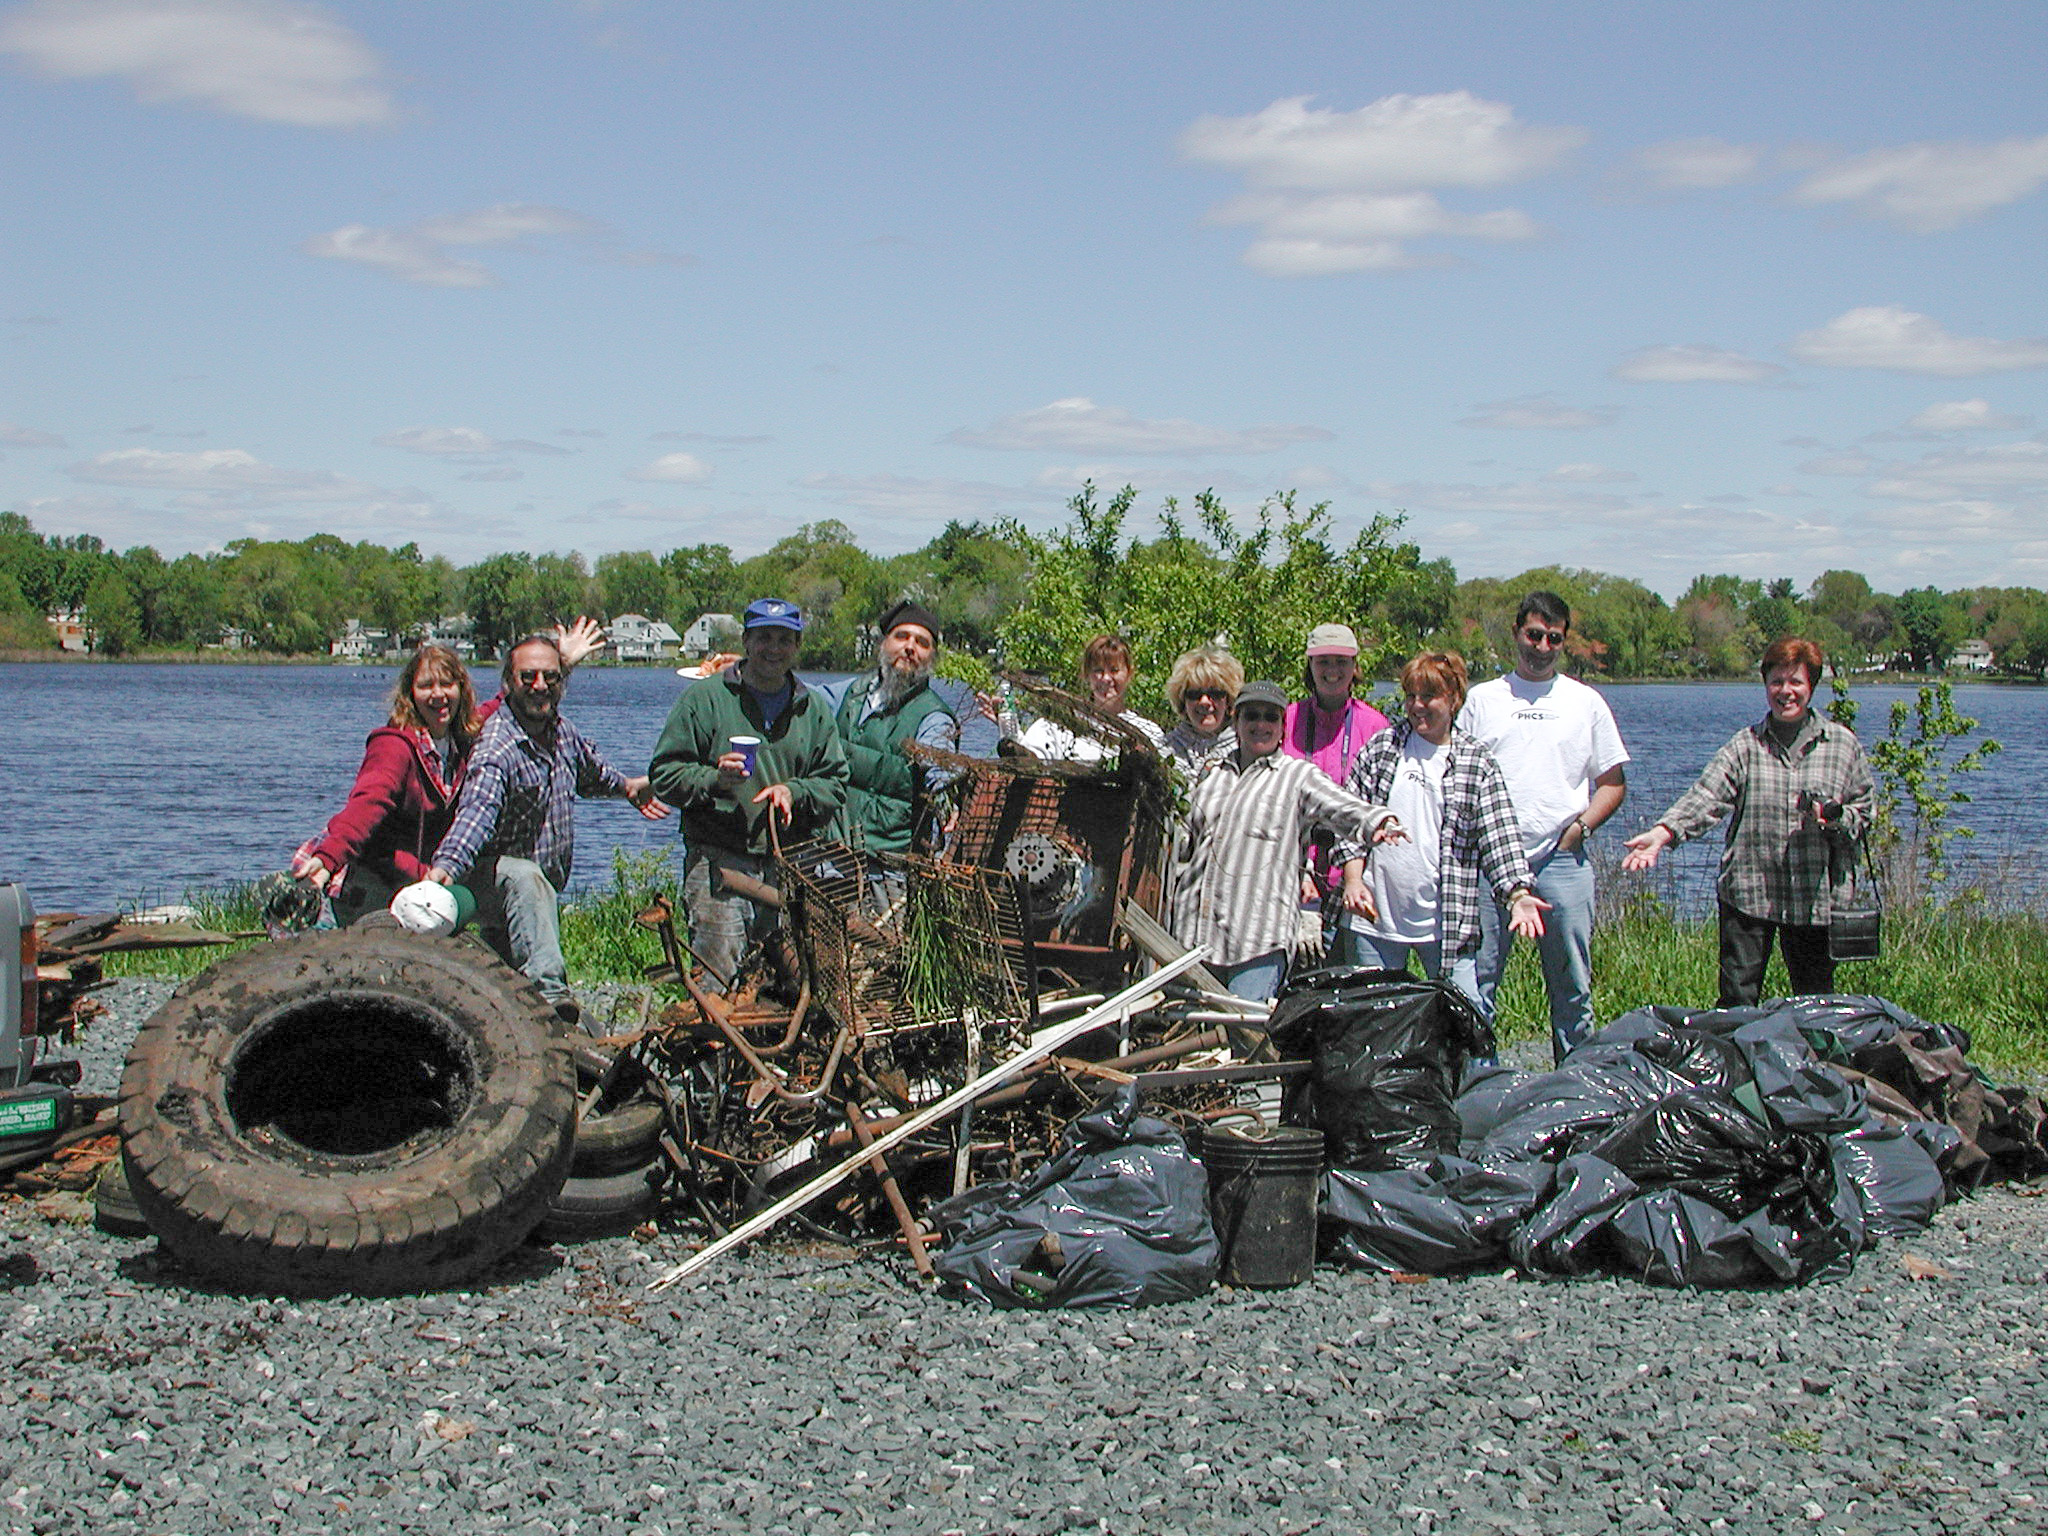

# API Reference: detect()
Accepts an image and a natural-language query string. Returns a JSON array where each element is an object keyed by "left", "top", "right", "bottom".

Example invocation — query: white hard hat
[{"left": 391, "top": 880, "right": 460, "bottom": 936}]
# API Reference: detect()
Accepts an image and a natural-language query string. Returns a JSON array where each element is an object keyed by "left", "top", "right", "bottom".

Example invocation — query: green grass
[
  {"left": 1490, "top": 889, "right": 2048, "bottom": 1084},
  {"left": 101, "top": 848, "right": 683, "bottom": 984},
  {"left": 104, "top": 859, "right": 2048, "bottom": 1084}
]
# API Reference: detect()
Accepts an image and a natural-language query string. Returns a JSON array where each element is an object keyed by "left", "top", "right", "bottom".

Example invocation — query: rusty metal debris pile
[
  {"left": 583, "top": 679, "right": 1281, "bottom": 1275},
  {"left": 1, "top": 908, "right": 236, "bottom": 1184}
]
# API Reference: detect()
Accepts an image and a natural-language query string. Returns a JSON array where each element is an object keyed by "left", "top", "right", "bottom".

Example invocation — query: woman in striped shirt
[{"left": 1171, "top": 680, "right": 1405, "bottom": 1001}]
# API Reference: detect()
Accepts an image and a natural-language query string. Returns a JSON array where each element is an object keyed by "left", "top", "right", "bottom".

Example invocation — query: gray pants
[
  {"left": 683, "top": 848, "right": 781, "bottom": 994},
  {"left": 472, "top": 855, "right": 569, "bottom": 1006}
]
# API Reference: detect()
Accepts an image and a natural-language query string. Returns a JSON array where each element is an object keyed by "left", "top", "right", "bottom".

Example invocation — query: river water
[{"left": 3, "top": 663, "right": 2043, "bottom": 915}]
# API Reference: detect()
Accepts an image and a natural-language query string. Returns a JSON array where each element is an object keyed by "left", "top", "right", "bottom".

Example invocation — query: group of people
[
  {"left": 298, "top": 587, "right": 1876, "bottom": 1059},
  {"left": 296, "top": 598, "right": 965, "bottom": 1021}
]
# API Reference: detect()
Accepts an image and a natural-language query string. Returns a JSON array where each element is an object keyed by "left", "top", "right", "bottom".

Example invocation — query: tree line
[{"left": 4, "top": 495, "right": 2046, "bottom": 683}]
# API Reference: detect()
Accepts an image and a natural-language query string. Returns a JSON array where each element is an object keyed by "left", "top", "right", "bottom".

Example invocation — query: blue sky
[{"left": 5, "top": 0, "right": 2046, "bottom": 594}]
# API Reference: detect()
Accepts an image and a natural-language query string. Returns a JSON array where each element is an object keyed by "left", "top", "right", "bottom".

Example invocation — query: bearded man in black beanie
[{"left": 827, "top": 598, "right": 961, "bottom": 862}]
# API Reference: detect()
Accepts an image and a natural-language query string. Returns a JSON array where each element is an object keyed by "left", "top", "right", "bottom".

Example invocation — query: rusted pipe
[{"left": 845, "top": 1101, "right": 933, "bottom": 1281}]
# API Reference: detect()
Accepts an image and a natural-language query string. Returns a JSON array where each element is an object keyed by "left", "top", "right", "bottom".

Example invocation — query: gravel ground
[{"left": 3, "top": 980, "right": 2044, "bottom": 1536}]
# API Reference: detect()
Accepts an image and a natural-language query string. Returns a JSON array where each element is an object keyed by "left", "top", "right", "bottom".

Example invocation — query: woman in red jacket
[{"left": 292, "top": 645, "right": 481, "bottom": 925}]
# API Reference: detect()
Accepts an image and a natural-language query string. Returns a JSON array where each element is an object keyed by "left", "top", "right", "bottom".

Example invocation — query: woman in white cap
[
  {"left": 1173, "top": 680, "right": 1403, "bottom": 1001},
  {"left": 1285, "top": 623, "right": 1390, "bottom": 782}
]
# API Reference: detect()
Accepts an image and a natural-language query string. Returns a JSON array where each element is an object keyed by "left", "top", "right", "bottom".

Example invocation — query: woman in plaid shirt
[
  {"left": 1339, "top": 651, "right": 1547, "bottom": 1010},
  {"left": 1623, "top": 636, "right": 1873, "bottom": 1006}
]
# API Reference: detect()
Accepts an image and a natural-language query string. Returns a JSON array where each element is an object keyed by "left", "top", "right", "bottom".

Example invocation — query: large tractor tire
[{"left": 118, "top": 929, "right": 578, "bottom": 1296}]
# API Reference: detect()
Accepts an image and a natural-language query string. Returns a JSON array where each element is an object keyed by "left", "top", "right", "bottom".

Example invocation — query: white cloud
[
  {"left": 948, "top": 397, "right": 1332, "bottom": 456},
  {"left": 1611, "top": 345, "right": 1788, "bottom": 384},
  {"left": 589, "top": 497, "right": 720, "bottom": 525},
  {"left": 0, "top": 0, "right": 395, "bottom": 127},
  {"left": 1180, "top": 91, "right": 1583, "bottom": 274},
  {"left": 64, "top": 445, "right": 432, "bottom": 515},
  {"left": 1632, "top": 137, "right": 1765, "bottom": 190},
  {"left": 802, "top": 472, "right": 1037, "bottom": 522},
  {"left": 1899, "top": 399, "right": 2032, "bottom": 434},
  {"left": 0, "top": 423, "right": 65, "bottom": 446},
  {"left": 1862, "top": 441, "right": 2048, "bottom": 502},
  {"left": 626, "top": 452, "right": 711, "bottom": 483},
  {"left": 303, "top": 204, "right": 615, "bottom": 288},
  {"left": 1545, "top": 463, "right": 1636, "bottom": 483},
  {"left": 374, "top": 426, "right": 571, "bottom": 457},
  {"left": 1207, "top": 190, "right": 1538, "bottom": 275},
  {"left": 1863, "top": 499, "right": 2032, "bottom": 534},
  {"left": 1031, "top": 464, "right": 1263, "bottom": 495},
  {"left": 1459, "top": 395, "right": 1616, "bottom": 431},
  {"left": 1182, "top": 91, "right": 1584, "bottom": 192},
  {"left": 1789, "top": 306, "right": 2048, "bottom": 376},
  {"left": 1361, "top": 477, "right": 1637, "bottom": 519},
  {"left": 459, "top": 467, "right": 523, "bottom": 482},
  {"left": 1789, "top": 135, "right": 2048, "bottom": 232}
]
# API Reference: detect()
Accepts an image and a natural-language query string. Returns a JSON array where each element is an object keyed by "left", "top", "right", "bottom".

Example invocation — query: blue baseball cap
[{"left": 743, "top": 597, "right": 804, "bottom": 633}]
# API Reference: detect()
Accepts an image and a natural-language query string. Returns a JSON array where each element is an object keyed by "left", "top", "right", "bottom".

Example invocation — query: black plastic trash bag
[
  {"left": 1761, "top": 993, "right": 1972, "bottom": 1057},
  {"left": 1508, "top": 1154, "right": 1640, "bottom": 1275},
  {"left": 1829, "top": 1124, "right": 1946, "bottom": 1239},
  {"left": 1728, "top": 1017, "right": 1868, "bottom": 1132},
  {"left": 1473, "top": 1047, "right": 1699, "bottom": 1168},
  {"left": 1321, "top": 1155, "right": 1554, "bottom": 1275},
  {"left": 929, "top": 1086, "right": 1219, "bottom": 1308},
  {"left": 1602, "top": 1189, "right": 1835, "bottom": 1288},
  {"left": 1592, "top": 1007, "right": 1760, "bottom": 1092},
  {"left": 1270, "top": 967, "right": 1494, "bottom": 1171},
  {"left": 1588, "top": 1087, "right": 1838, "bottom": 1221},
  {"left": 1584, "top": 1088, "right": 1855, "bottom": 1285},
  {"left": 1453, "top": 1063, "right": 1531, "bottom": 1146}
]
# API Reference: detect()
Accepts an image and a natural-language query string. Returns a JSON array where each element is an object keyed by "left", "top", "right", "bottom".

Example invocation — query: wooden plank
[{"left": 1117, "top": 899, "right": 1226, "bottom": 996}]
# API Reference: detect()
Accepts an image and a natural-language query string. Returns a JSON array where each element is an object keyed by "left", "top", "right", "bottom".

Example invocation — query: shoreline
[{"left": 2, "top": 647, "right": 2037, "bottom": 687}]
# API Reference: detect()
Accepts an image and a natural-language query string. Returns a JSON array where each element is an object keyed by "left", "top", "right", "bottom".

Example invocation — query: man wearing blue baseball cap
[{"left": 649, "top": 598, "right": 848, "bottom": 991}]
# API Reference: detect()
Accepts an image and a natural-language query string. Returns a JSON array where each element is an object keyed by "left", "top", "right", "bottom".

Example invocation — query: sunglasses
[
  {"left": 1236, "top": 708, "right": 1284, "bottom": 724},
  {"left": 516, "top": 668, "right": 564, "bottom": 687},
  {"left": 1186, "top": 688, "right": 1231, "bottom": 705},
  {"left": 1520, "top": 627, "right": 1567, "bottom": 648}
]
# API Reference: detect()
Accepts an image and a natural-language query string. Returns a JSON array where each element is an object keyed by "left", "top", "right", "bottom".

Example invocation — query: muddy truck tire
[{"left": 118, "top": 930, "right": 578, "bottom": 1296}]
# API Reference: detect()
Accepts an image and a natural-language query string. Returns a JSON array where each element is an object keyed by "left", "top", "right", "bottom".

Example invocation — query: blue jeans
[
  {"left": 473, "top": 855, "right": 569, "bottom": 1007},
  {"left": 1217, "top": 949, "right": 1288, "bottom": 1004},
  {"left": 1345, "top": 931, "right": 1485, "bottom": 1016},
  {"left": 1475, "top": 846, "right": 1596, "bottom": 1063}
]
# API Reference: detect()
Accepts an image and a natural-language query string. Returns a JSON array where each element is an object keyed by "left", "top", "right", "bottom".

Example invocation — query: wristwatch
[{"left": 1574, "top": 817, "right": 1594, "bottom": 841}]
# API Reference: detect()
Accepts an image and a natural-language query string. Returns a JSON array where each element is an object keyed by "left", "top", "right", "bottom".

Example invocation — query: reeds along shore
[{"left": 103, "top": 847, "right": 2048, "bottom": 1086}]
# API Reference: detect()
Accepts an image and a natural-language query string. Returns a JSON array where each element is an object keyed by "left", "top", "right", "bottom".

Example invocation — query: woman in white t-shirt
[{"left": 1340, "top": 651, "right": 1548, "bottom": 1007}]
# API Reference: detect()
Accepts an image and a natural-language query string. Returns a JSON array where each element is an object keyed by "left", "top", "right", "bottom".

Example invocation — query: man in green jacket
[
  {"left": 649, "top": 598, "right": 848, "bottom": 991},
  {"left": 827, "top": 599, "right": 961, "bottom": 866}
]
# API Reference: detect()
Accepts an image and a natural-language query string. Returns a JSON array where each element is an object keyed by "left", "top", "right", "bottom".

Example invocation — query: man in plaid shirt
[{"left": 433, "top": 634, "right": 667, "bottom": 1020}]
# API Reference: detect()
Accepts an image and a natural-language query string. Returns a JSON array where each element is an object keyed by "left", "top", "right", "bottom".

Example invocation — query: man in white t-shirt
[{"left": 1457, "top": 591, "right": 1629, "bottom": 1061}]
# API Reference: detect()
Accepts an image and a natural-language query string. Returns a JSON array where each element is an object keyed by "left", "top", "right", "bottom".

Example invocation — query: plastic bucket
[{"left": 1198, "top": 1124, "right": 1325, "bottom": 1288}]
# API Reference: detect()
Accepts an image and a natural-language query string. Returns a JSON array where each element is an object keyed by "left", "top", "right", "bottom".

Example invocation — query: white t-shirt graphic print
[{"left": 1458, "top": 673, "right": 1629, "bottom": 860}]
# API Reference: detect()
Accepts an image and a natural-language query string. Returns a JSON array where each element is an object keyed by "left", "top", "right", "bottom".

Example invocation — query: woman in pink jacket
[
  {"left": 1285, "top": 622, "right": 1391, "bottom": 945},
  {"left": 292, "top": 644, "right": 481, "bottom": 925}
]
